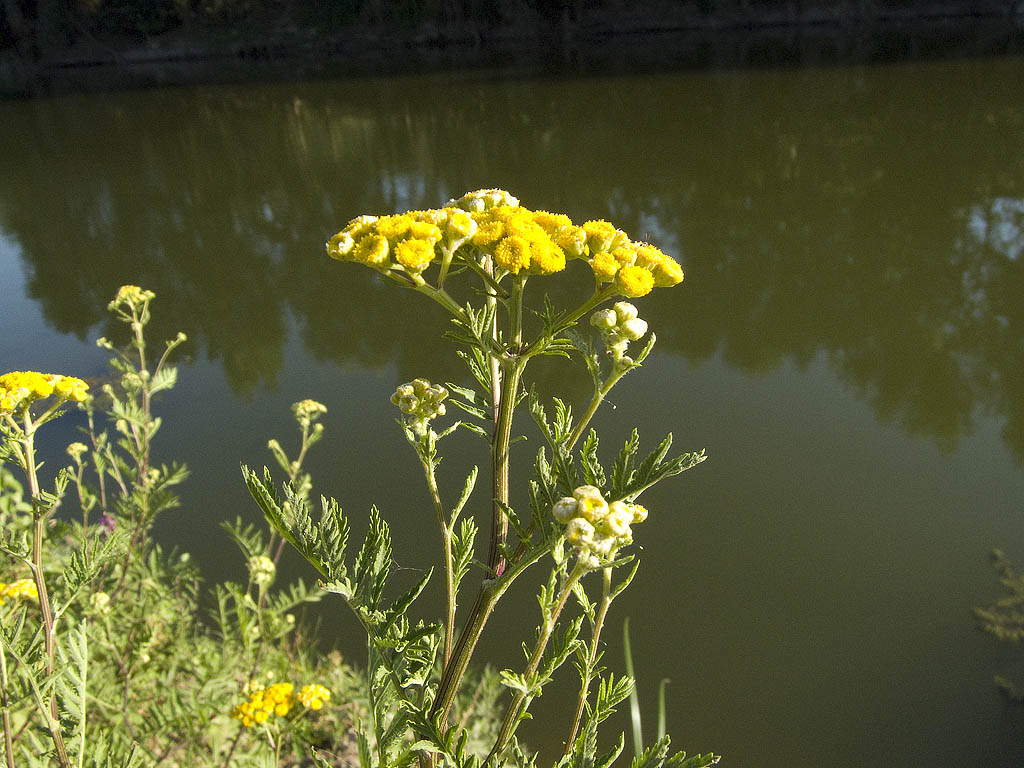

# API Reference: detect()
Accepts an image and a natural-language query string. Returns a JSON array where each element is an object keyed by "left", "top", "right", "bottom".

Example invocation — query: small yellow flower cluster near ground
[
  {"left": 0, "top": 371, "right": 89, "bottom": 415},
  {"left": 297, "top": 683, "right": 331, "bottom": 710},
  {"left": 233, "top": 680, "right": 332, "bottom": 728},
  {"left": 552, "top": 486, "right": 648, "bottom": 566},
  {"left": 0, "top": 578, "right": 39, "bottom": 604},
  {"left": 326, "top": 190, "right": 683, "bottom": 297}
]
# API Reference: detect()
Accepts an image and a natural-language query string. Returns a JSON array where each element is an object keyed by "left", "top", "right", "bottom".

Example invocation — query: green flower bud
[{"left": 248, "top": 555, "right": 276, "bottom": 586}]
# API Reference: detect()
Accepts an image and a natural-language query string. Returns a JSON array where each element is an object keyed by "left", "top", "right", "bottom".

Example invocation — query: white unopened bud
[
  {"left": 590, "top": 534, "right": 616, "bottom": 558},
  {"left": 621, "top": 317, "right": 648, "bottom": 341},
  {"left": 613, "top": 302, "right": 638, "bottom": 322},
  {"left": 552, "top": 497, "right": 578, "bottom": 523},
  {"left": 604, "top": 502, "right": 633, "bottom": 537},
  {"left": 590, "top": 309, "right": 617, "bottom": 331},
  {"left": 566, "top": 518, "right": 595, "bottom": 548}
]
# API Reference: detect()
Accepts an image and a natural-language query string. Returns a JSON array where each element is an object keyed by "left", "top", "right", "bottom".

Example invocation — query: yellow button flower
[
  {"left": 352, "top": 234, "right": 390, "bottom": 269},
  {"left": 0, "top": 372, "right": 89, "bottom": 414},
  {"left": 615, "top": 265, "right": 655, "bottom": 298},
  {"left": 394, "top": 238, "right": 437, "bottom": 272},
  {"left": 494, "top": 236, "right": 532, "bottom": 275}
]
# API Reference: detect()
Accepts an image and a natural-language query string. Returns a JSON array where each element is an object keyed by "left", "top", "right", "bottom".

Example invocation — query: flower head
[
  {"left": 1, "top": 578, "right": 38, "bottom": 603},
  {"left": 67, "top": 442, "right": 89, "bottom": 460},
  {"left": 0, "top": 371, "right": 89, "bottom": 415},
  {"left": 108, "top": 285, "right": 155, "bottom": 313},
  {"left": 247, "top": 555, "right": 276, "bottom": 586},
  {"left": 327, "top": 192, "right": 683, "bottom": 297},
  {"left": 233, "top": 681, "right": 295, "bottom": 728},
  {"left": 391, "top": 378, "right": 448, "bottom": 437},
  {"left": 291, "top": 399, "right": 327, "bottom": 429},
  {"left": 297, "top": 683, "right": 331, "bottom": 710},
  {"left": 552, "top": 486, "right": 648, "bottom": 565}
]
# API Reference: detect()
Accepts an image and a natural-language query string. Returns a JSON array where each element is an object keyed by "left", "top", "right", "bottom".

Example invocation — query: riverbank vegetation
[{"left": 2, "top": 1, "right": 1021, "bottom": 65}]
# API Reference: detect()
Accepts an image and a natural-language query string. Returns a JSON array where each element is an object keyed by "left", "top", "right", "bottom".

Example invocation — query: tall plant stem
[
  {"left": 1, "top": 640, "right": 15, "bottom": 768},
  {"left": 566, "top": 366, "right": 628, "bottom": 450},
  {"left": 487, "top": 562, "right": 588, "bottom": 762},
  {"left": 20, "top": 415, "right": 70, "bottom": 768},
  {"left": 563, "top": 567, "right": 613, "bottom": 756},
  {"left": 488, "top": 277, "right": 525, "bottom": 578},
  {"left": 430, "top": 545, "right": 548, "bottom": 727},
  {"left": 424, "top": 460, "right": 455, "bottom": 667}
]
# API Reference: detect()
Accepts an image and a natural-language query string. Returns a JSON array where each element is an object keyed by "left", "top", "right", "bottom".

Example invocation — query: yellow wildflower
[
  {"left": 615, "top": 265, "right": 655, "bottom": 298},
  {"left": 493, "top": 236, "right": 532, "bottom": 275},
  {"left": 298, "top": 683, "right": 331, "bottom": 710},
  {"left": 292, "top": 399, "right": 327, "bottom": 425},
  {"left": 326, "top": 192, "right": 683, "bottom": 296},
  {"left": 531, "top": 210, "right": 573, "bottom": 234},
  {"left": 630, "top": 243, "right": 683, "bottom": 286},
  {"left": 610, "top": 246, "right": 637, "bottom": 268},
  {"left": 394, "top": 238, "right": 437, "bottom": 272},
  {"left": 583, "top": 220, "right": 617, "bottom": 253},
  {"left": 233, "top": 680, "right": 295, "bottom": 728},
  {"left": 0, "top": 371, "right": 89, "bottom": 414},
  {"left": 407, "top": 221, "right": 443, "bottom": 245},
  {"left": 589, "top": 251, "right": 620, "bottom": 283},
  {"left": 67, "top": 441, "right": 89, "bottom": 459},
  {"left": 449, "top": 189, "right": 520, "bottom": 212},
  {"left": 108, "top": 285, "right": 155, "bottom": 312},
  {"left": 444, "top": 210, "right": 477, "bottom": 242},
  {"left": 343, "top": 214, "right": 379, "bottom": 239},
  {"left": 527, "top": 240, "right": 566, "bottom": 275},
  {"left": 2, "top": 578, "right": 38, "bottom": 602},
  {"left": 352, "top": 234, "right": 390, "bottom": 269},
  {"left": 555, "top": 225, "right": 588, "bottom": 258},
  {"left": 376, "top": 214, "right": 415, "bottom": 243},
  {"left": 471, "top": 219, "right": 505, "bottom": 247}
]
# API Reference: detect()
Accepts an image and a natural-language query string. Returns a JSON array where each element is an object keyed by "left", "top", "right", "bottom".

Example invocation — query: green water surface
[{"left": 2, "top": 53, "right": 1024, "bottom": 767}]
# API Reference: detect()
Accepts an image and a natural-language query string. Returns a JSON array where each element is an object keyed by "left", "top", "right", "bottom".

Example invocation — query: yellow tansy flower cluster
[
  {"left": 297, "top": 683, "right": 331, "bottom": 710},
  {"left": 0, "top": 371, "right": 89, "bottom": 414},
  {"left": 108, "top": 285, "right": 155, "bottom": 311},
  {"left": 233, "top": 681, "right": 294, "bottom": 727},
  {"left": 326, "top": 190, "right": 684, "bottom": 297},
  {"left": 233, "top": 679, "right": 332, "bottom": 727},
  {"left": 0, "top": 578, "right": 39, "bottom": 604}
]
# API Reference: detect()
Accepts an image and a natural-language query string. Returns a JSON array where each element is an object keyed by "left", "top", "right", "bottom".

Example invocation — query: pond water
[{"left": 2, "top": 51, "right": 1024, "bottom": 767}]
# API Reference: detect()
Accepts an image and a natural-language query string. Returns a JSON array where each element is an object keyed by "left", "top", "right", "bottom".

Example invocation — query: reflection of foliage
[
  {"left": 975, "top": 549, "right": 1024, "bottom": 704},
  {"left": 1, "top": 59, "right": 1023, "bottom": 453}
]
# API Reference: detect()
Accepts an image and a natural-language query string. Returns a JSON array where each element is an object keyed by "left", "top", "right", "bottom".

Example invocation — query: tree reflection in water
[{"left": 1, "top": 58, "right": 1022, "bottom": 458}]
